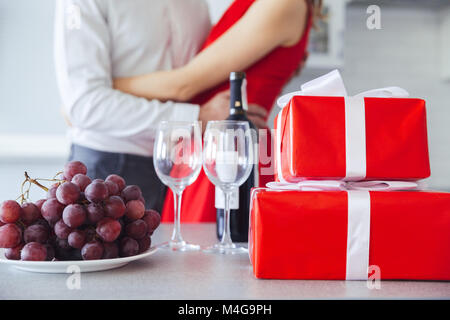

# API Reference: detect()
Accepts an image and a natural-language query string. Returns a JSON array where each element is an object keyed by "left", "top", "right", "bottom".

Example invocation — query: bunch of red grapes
[{"left": 0, "top": 161, "right": 160, "bottom": 261}]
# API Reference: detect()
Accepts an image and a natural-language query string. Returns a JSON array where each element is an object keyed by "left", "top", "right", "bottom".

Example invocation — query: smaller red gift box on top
[
  {"left": 274, "top": 96, "right": 430, "bottom": 182},
  {"left": 249, "top": 188, "right": 450, "bottom": 280},
  {"left": 274, "top": 70, "right": 430, "bottom": 182}
]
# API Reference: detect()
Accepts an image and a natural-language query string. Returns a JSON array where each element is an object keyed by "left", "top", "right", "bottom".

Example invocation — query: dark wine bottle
[{"left": 216, "top": 72, "right": 257, "bottom": 242}]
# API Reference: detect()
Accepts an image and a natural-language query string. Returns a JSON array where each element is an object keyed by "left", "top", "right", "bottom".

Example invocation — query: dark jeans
[{"left": 68, "top": 144, "right": 167, "bottom": 213}]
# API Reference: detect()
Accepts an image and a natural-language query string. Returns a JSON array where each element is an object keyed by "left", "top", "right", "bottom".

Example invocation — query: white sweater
[{"left": 54, "top": 0, "right": 211, "bottom": 156}]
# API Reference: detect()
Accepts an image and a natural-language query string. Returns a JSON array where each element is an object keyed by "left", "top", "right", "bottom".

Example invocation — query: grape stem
[
  {"left": 16, "top": 171, "right": 66, "bottom": 204},
  {"left": 24, "top": 172, "right": 49, "bottom": 192}
]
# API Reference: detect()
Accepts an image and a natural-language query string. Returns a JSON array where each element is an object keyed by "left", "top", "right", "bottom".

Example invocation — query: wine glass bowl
[
  {"left": 153, "top": 121, "right": 202, "bottom": 251},
  {"left": 203, "top": 121, "right": 253, "bottom": 189},
  {"left": 202, "top": 121, "right": 254, "bottom": 254}
]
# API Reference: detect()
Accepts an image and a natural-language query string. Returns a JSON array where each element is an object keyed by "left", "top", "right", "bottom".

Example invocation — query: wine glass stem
[
  {"left": 171, "top": 188, "right": 184, "bottom": 243},
  {"left": 220, "top": 190, "right": 233, "bottom": 247}
]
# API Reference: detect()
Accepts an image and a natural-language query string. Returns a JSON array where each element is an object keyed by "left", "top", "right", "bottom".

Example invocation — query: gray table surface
[{"left": 0, "top": 223, "right": 449, "bottom": 300}]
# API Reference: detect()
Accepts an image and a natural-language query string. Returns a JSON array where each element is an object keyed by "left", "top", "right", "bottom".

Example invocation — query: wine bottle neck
[{"left": 229, "top": 78, "right": 246, "bottom": 116}]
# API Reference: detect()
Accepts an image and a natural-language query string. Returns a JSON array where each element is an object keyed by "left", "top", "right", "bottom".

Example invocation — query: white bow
[{"left": 277, "top": 69, "right": 409, "bottom": 108}]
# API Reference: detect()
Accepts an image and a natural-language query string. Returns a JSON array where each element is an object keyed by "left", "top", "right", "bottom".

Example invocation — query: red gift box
[
  {"left": 249, "top": 188, "right": 450, "bottom": 280},
  {"left": 274, "top": 95, "right": 431, "bottom": 182}
]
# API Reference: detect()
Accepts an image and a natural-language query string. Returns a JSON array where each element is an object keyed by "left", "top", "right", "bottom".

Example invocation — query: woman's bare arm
[{"left": 114, "top": 0, "right": 307, "bottom": 101}]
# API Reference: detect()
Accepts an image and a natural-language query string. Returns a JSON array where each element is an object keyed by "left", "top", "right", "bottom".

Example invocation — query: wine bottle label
[
  {"left": 215, "top": 187, "right": 239, "bottom": 209},
  {"left": 216, "top": 151, "right": 238, "bottom": 183}
]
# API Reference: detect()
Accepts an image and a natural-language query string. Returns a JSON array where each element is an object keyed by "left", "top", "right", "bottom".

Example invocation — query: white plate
[{"left": 0, "top": 247, "right": 158, "bottom": 273}]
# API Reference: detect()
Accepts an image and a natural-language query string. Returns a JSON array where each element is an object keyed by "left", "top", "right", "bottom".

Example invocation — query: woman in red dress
[{"left": 114, "top": 0, "right": 322, "bottom": 222}]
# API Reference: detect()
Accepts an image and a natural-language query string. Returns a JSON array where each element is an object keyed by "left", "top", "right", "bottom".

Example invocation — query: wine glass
[
  {"left": 202, "top": 120, "right": 254, "bottom": 254},
  {"left": 153, "top": 121, "right": 202, "bottom": 251}
]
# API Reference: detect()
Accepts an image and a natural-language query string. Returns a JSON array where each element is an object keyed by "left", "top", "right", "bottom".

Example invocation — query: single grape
[
  {"left": 41, "top": 198, "right": 65, "bottom": 224},
  {"left": 34, "top": 199, "right": 46, "bottom": 211},
  {"left": 142, "top": 210, "right": 161, "bottom": 233},
  {"left": 46, "top": 185, "right": 58, "bottom": 199},
  {"left": 125, "top": 200, "right": 145, "bottom": 220},
  {"left": 85, "top": 181, "right": 109, "bottom": 203},
  {"left": 125, "top": 219, "right": 148, "bottom": 240},
  {"left": 137, "top": 236, "right": 151, "bottom": 253},
  {"left": 105, "top": 174, "right": 126, "bottom": 192},
  {"left": 21, "top": 242, "right": 47, "bottom": 261},
  {"left": 86, "top": 203, "right": 105, "bottom": 224},
  {"left": 0, "top": 200, "right": 21, "bottom": 224},
  {"left": 56, "top": 182, "right": 80, "bottom": 205},
  {"left": 121, "top": 185, "right": 142, "bottom": 202},
  {"left": 71, "top": 174, "right": 92, "bottom": 192},
  {"left": 119, "top": 237, "right": 139, "bottom": 257},
  {"left": 68, "top": 230, "right": 86, "bottom": 249},
  {"left": 81, "top": 241, "right": 104, "bottom": 260},
  {"left": 21, "top": 202, "right": 41, "bottom": 225},
  {"left": 104, "top": 196, "right": 126, "bottom": 219},
  {"left": 24, "top": 224, "right": 49, "bottom": 244},
  {"left": 102, "top": 242, "right": 119, "bottom": 259},
  {"left": 62, "top": 204, "right": 87, "bottom": 228},
  {"left": 96, "top": 218, "right": 121, "bottom": 242},
  {"left": 105, "top": 181, "right": 120, "bottom": 196},
  {"left": 63, "top": 161, "right": 87, "bottom": 181},
  {"left": 4, "top": 243, "right": 24, "bottom": 260},
  {"left": 54, "top": 219, "right": 73, "bottom": 239},
  {"left": 0, "top": 224, "right": 22, "bottom": 248}
]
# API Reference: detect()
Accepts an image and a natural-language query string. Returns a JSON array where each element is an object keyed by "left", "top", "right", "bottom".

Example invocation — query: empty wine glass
[
  {"left": 153, "top": 121, "right": 202, "bottom": 251},
  {"left": 203, "top": 121, "right": 254, "bottom": 254}
]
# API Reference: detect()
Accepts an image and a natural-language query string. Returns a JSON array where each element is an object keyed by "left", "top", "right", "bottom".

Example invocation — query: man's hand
[
  {"left": 198, "top": 91, "right": 230, "bottom": 130},
  {"left": 198, "top": 91, "right": 269, "bottom": 131},
  {"left": 247, "top": 104, "right": 268, "bottom": 129}
]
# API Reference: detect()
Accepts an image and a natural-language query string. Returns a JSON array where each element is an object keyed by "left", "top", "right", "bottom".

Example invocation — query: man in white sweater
[{"left": 54, "top": 0, "right": 228, "bottom": 211}]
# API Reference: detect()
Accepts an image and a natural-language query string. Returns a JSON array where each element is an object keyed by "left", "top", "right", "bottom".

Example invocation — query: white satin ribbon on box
[
  {"left": 275, "top": 70, "right": 409, "bottom": 182},
  {"left": 266, "top": 180, "right": 422, "bottom": 192},
  {"left": 266, "top": 179, "right": 422, "bottom": 280}
]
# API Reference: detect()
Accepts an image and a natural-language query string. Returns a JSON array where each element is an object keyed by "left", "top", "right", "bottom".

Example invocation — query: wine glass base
[
  {"left": 203, "top": 243, "right": 248, "bottom": 255},
  {"left": 158, "top": 241, "right": 201, "bottom": 252}
]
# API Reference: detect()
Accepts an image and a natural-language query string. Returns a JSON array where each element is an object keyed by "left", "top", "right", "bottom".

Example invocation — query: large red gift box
[
  {"left": 249, "top": 188, "right": 450, "bottom": 280},
  {"left": 274, "top": 96, "right": 431, "bottom": 182}
]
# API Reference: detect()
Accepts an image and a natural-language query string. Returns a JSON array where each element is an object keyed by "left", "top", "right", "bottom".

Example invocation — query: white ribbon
[
  {"left": 275, "top": 70, "right": 409, "bottom": 181},
  {"left": 266, "top": 180, "right": 422, "bottom": 191},
  {"left": 344, "top": 96, "right": 366, "bottom": 180},
  {"left": 266, "top": 179, "right": 422, "bottom": 280},
  {"left": 346, "top": 190, "right": 371, "bottom": 280}
]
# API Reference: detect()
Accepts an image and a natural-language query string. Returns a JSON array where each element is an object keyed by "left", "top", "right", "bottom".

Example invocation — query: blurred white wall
[
  {"left": 275, "top": 4, "right": 450, "bottom": 190},
  {"left": 0, "top": 0, "right": 65, "bottom": 135},
  {"left": 0, "top": 0, "right": 449, "bottom": 201}
]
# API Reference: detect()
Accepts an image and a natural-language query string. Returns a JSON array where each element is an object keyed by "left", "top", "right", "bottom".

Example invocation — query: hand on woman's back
[{"left": 198, "top": 91, "right": 231, "bottom": 127}]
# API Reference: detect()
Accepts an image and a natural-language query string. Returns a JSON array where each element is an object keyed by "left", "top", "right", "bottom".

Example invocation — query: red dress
[{"left": 161, "top": 0, "right": 312, "bottom": 222}]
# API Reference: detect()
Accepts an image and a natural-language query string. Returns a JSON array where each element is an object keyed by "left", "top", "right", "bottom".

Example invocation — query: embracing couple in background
[{"left": 54, "top": 0, "right": 322, "bottom": 223}]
